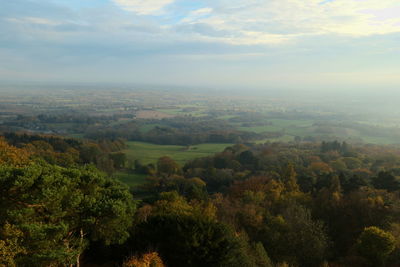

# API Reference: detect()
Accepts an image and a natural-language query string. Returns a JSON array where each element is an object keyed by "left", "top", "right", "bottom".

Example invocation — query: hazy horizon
[{"left": 1, "top": 0, "right": 399, "bottom": 90}]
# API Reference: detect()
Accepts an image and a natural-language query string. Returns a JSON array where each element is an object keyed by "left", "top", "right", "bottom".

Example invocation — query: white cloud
[
  {"left": 173, "top": 0, "right": 400, "bottom": 45},
  {"left": 6, "top": 0, "right": 400, "bottom": 46},
  {"left": 181, "top": 8, "right": 213, "bottom": 23},
  {"left": 5, "top": 17, "right": 59, "bottom": 26},
  {"left": 191, "top": 8, "right": 213, "bottom": 16},
  {"left": 1, "top": 0, "right": 399, "bottom": 88},
  {"left": 113, "top": 0, "right": 175, "bottom": 15}
]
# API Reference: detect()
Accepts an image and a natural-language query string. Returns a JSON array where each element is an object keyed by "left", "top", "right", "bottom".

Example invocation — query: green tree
[
  {"left": 357, "top": 226, "right": 396, "bottom": 266},
  {"left": 131, "top": 214, "right": 248, "bottom": 267},
  {"left": 281, "top": 162, "right": 299, "bottom": 192},
  {"left": 157, "top": 156, "right": 181, "bottom": 176},
  {"left": 109, "top": 152, "right": 127, "bottom": 169},
  {"left": 0, "top": 162, "right": 136, "bottom": 266},
  {"left": 261, "top": 204, "right": 329, "bottom": 267},
  {"left": 373, "top": 172, "right": 400, "bottom": 192},
  {"left": 0, "top": 223, "right": 26, "bottom": 267}
]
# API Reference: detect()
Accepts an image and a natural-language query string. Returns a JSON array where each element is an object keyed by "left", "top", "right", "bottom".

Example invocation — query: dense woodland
[
  {"left": 3, "top": 114, "right": 270, "bottom": 145},
  {"left": 1, "top": 133, "right": 400, "bottom": 267}
]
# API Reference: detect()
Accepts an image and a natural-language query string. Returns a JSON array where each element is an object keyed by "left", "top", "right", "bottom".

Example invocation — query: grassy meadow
[
  {"left": 113, "top": 172, "right": 148, "bottom": 188},
  {"left": 123, "top": 141, "right": 232, "bottom": 165},
  {"left": 116, "top": 141, "right": 232, "bottom": 187}
]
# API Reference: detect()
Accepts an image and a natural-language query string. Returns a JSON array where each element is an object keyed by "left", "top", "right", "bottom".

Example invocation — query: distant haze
[{"left": 0, "top": 0, "right": 399, "bottom": 90}]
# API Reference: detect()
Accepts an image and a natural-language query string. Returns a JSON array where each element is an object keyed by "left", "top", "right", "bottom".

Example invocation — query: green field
[
  {"left": 113, "top": 172, "right": 148, "bottom": 187},
  {"left": 255, "top": 135, "right": 295, "bottom": 143},
  {"left": 269, "top": 119, "right": 314, "bottom": 128},
  {"left": 139, "top": 123, "right": 163, "bottom": 133},
  {"left": 123, "top": 141, "right": 232, "bottom": 165},
  {"left": 359, "top": 135, "right": 398, "bottom": 145},
  {"left": 116, "top": 141, "right": 231, "bottom": 187},
  {"left": 236, "top": 119, "right": 314, "bottom": 135},
  {"left": 156, "top": 108, "right": 182, "bottom": 115},
  {"left": 155, "top": 106, "right": 208, "bottom": 117},
  {"left": 237, "top": 125, "right": 282, "bottom": 133},
  {"left": 217, "top": 115, "right": 237, "bottom": 120}
]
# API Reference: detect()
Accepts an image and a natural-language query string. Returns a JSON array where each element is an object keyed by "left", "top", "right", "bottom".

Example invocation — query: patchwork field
[
  {"left": 255, "top": 135, "right": 295, "bottom": 143},
  {"left": 234, "top": 118, "right": 314, "bottom": 143},
  {"left": 135, "top": 110, "right": 174, "bottom": 119},
  {"left": 156, "top": 105, "right": 208, "bottom": 117}
]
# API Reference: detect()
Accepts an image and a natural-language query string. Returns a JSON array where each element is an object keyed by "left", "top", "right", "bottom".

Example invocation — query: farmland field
[
  {"left": 236, "top": 119, "right": 314, "bottom": 135},
  {"left": 237, "top": 124, "right": 282, "bottom": 133},
  {"left": 139, "top": 123, "right": 163, "bottom": 133},
  {"left": 255, "top": 135, "right": 295, "bottom": 143},
  {"left": 135, "top": 110, "right": 174, "bottom": 119},
  {"left": 155, "top": 107, "right": 208, "bottom": 117},
  {"left": 115, "top": 141, "right": 232, "bottom": 187},
  {"left": 123, "top": 141, "right": 232, "bottom": 165},
  {"left": 113, "top": 172, "right": 148, "bottom": 188}
]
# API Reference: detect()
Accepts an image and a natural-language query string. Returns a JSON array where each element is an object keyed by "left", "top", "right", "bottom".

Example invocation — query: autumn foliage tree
[
  {"left": 0, "top": 137, "right": 30, "bottom": 167},
  {"left": 123, "top": 252, "right": 165, "bottom": 267},
  {"left": 357, "top": 226, "right": 396, "bottom": 266}
]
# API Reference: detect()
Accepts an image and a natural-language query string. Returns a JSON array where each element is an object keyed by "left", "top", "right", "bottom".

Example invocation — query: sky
[{"left": 0, "top": 0, "right": 399, "bottom": 90}]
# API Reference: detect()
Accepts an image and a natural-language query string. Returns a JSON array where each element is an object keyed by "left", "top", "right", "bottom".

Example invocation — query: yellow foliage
[
  {"left": 188, "top": 177, "right": 206, "bottom": 187},
  {"left": 0, "top": 223, "right": 26, "bottom": 267},
  {"left": 265, "top": 179, "right": 284, "bottom": 202},
  {"left": 309, "top": 161, "right": 333, "bottom": 174},
  {"left": 331, "top": 191, "right": 342, "bottom": 203},
  {"left": 276, "top": 262, "right": 290, "bottom": 267},
  {"left": 123, "top": 252, "right": 165, "bottom": 267},
  {"left": 190, "top": 200, "right": 217, "bottom": 220},
  {"left": 150, "top": 192, "right": 217, "bottom": 220},
  {"left": 152, "top": 192, "right": 193, "bottom": 217},
  {"left": 365, "top": 195, "right": 385, "bottom": 207},
  {"left": 0, "top": 137, "right": 30, "bottom": 167},
  {"left": 389, "top": 223, "right": 400, "bottom": 249},
  {"left": 135, "top": 205, "right": 153, "bottom": 223}
]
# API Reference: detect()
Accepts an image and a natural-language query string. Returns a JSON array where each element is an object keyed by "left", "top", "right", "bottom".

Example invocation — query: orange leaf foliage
[
  {"left": 123, "top": 252, "right": 165, "bottom": 267},
  {"left": 0, "top": 137, "right": 30, "bottom": 167}
]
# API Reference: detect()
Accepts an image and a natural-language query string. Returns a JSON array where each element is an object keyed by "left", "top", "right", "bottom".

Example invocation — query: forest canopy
[{"left": 1, "top": 135, "right": 400, "bottom": 266}]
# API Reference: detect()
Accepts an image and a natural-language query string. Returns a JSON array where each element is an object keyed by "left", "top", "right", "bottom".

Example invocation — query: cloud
[
  {"left": 181, "top": 8, "right": 213, "bottom": 23},
  {"left": 12, "top": 0, "right": 396, "bottom": 46},
  {"left": 112, "top": 0, "right": 175, "bottom": 15},
  {"left": 5, "top": 17, "right": 58, "bottom": 25},
  {"left": 168, "top": 0, "right": 400, "bottom": 45},
  {"left": 0, "top": 0, "right": 399, "bottom": 89}
]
